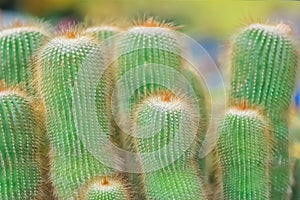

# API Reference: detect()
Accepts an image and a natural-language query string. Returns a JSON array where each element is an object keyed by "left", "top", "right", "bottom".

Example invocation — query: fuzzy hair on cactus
[
  {"left": 0, "top": 86, "right": 42, "bottom": 200},
  {"left": 34, "top": 27, "right": 127, "bottom": 199},
  {"left": 131, "top": 91, "right": 207, "bottom": 199},
  {"left": 78, "top": 176, "right": 133, "bottom": 200},
  {"left": 217, "top": 107, "right": 273, "bottom": 199},
  {"left": 229, "top": 23, "right": 298, "bottom": 199},
  {"left": 0, "top": 20, "right": 49, "bottom": 93}
]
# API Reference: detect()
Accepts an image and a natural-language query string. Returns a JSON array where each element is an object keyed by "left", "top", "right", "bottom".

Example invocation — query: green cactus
[
  {"left": 78, "top": 176, "right": 133, "bottom": 200},
  {"left": 217, "top": 107, "right": 273, "bottom": 199},
  {"left": 229, "top": 23, "right": 298, "bottom": 199},
  {"left": 114, "top": 18, "right": 208, "bottom": 153},
  {"left": 0, "top": 87, "right": 42, "bottom": 200},
  {"left": 113, "top": 20, "right": 208, "bottom": 198},
  {"left": 84, "top": 26, "right": 121, "bottom": 41},
  {"left": 131, "top": 91, "right": 206, "bottom": 199},
  {"left": 34, "top": 29, "right": 122, "bottom": 199},
  {"left": 0, "top": 20, "right": 49, "bottom": 93}
]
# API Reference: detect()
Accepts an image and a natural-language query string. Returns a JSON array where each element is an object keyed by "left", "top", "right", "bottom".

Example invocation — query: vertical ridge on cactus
[
  {"left": 34, "top": 29, "right": 119, "bottom": 199},
  {"left": 0, "top": 21, "right": 49, "bottom": 93},
  {"left": 131, "top": 91, "right": 207, "bottom": 199},
  {"left": 0, "top": 87, "right": 42, "bottom": 200},
  {"left": 217, "top": 107, "right": 273, "bottom": 199},
  {"left": 229, "top": 23, "right": 298, "bottom": 199}
]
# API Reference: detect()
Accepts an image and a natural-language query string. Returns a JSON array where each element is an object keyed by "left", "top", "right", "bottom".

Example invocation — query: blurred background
[{"left": 1, "top": 0, "right": 300, "bottom": 143}]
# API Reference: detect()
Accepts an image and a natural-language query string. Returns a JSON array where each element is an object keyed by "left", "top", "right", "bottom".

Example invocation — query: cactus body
[
  {"left": 78, "top": 176, "right": 132, "bottom": 200},
  {"left": 229, "top": 23, "right": 298, "bottom": 199},
  {"left": 132, "top": 91, "right": 206, "bottom": 199},
  {"left": 0, "top": 22, "right": 49, "bottom": 93},
  {"left": 115, "top": 21, "right": 207, "bottom": 153},
  {"left": 0, "top": 89, "right": 41, "bottom": 199},
  {"left": 217, "top": 107, "right": 273, "bottom": 199},
  {"left": 84, "top": 26, "right": 120, "bottom": 41},
  {"left": 35, "top": 31, "right": 119, "bottom": 199}
]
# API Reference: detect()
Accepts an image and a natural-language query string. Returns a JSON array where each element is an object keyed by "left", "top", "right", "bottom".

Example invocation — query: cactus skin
[
  {"left": 35, "top": 30, "right": 119, "bottom": 199},
  {"left": 84, "top": 26, "right": 121, "bottom": 41},
  {"left": 229, "top": 23, "right": 298, "bottom": 199},
  {"left": 217, "top": 107, "right": 273, "bottom": 199},
  {"left": 0, "top": 88, "right": 41, "bottom": 200},
  {"left": 115, "top": 21, "right": 208, "bottom": 199},
  {"left": 115, "top": 20, "right": 208, "bottom": 155},
  {"left": 78, "top": 176, "right": 133, "bottom": 200},
  {"left": 0, "top": 21, "right": 49, "bottom": 93},
  {"left": 132, "top": 91, "right": 206, "bottom": 199}
]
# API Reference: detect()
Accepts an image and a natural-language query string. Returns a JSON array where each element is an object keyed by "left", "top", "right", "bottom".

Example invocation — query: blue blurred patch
[{"left": 295, "top": 88, "right": 300, "bottom": 108}]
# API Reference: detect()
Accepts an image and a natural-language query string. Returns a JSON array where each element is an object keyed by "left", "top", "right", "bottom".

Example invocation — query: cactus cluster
[
  {"left": 216, "top": 23, "right": 298, "bottom": 200},
  {"left": 0, "top": 86, "right": 41, "bottom": 200},
  {"left": 0, "top": 17, "right": 299, "bottom": 200}
]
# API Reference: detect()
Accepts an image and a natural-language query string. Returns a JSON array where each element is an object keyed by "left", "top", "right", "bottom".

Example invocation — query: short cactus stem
[
  {"left": 0, "top": 87, "right": 41, "bottom": 200},
  {"left": 78, "top": 176, "right": 133, "bottom": 200},
  {"left": 0, "top": 20, "right": 49, "bottom": 93},
  {"left": 84, "top": 26, "right": 121, "bottom": 41},
  {"left": 131, "top": 91, "right": 207, "bottom": 199},
  {"left": 229, "top": 23, "right": 298, "bottom": 199},
  {"left": 34, "top": 28, "right": 118, "bottom": 199},
  {"left": 217, "top": 107, "right": 273, "bottom": 199}
]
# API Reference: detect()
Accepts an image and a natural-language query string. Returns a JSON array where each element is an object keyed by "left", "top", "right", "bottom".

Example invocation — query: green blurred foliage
[{"left": 16, "top": 0, "right": 300, "bottom": 37}]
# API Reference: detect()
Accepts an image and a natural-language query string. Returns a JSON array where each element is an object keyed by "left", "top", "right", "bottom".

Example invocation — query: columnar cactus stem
[
  {"left": 217, "top": 107, "right": 273, "bottom": 199},
  {"left": 0, "top": 20, "right": 49, "bottom": 93},
  {"left": 114, "top": 19, "right": 208, "bottom": 198},
  {"left": 115, "top": 18, "right": 208, "bottom": 156},
  {"left": 229, "top": 23, "right": 298, "bottom": 199},
  {"left": 78, "top": 176, "right": 133, "bottom": 200},
  {"left": 131, "top": 91, "right": 206, "bottom": 199},
  {"left": 34, "top": 28, "right": 121, "bottom": 199},
  {"left": 0, "top": 87, "right": 41, "bottom": 200}
]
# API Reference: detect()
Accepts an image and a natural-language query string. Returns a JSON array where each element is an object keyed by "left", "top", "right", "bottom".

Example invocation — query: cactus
[
  {"left": 0, "top": 86, "right": 42, "bottom": 199},
  {"left": 229, "top": 23, "right": 298, "bottom": 199},
  {"left": 0, "top": 20, "right": 49, "bottom": 93},
  {"left": 84, "top": 26, "right": 121, "bottom": 41},
  {"left": 114, "top": 18, "right": 208, "bottom": 154},
  {"left": 113, "top": 19, "right": 208, "bottom": 198},
  {"left": 131, "top": 91, "right": 207, "bottom": 199},
  {"left": 78, "top": 176, "right": 133, "bottom": 200},
  {"left": 34, "top": 28, "right": 122, "bottom": 199},
  {"left": 217, "top": 107, "right": 273, "bottom": 199}
]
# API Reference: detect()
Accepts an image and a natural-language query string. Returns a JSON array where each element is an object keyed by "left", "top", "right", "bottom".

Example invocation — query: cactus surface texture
[
  {"left": 0, "top": 21, "right": 49, "bottom": 93},
  {"left": 78, "top": 176, "right": 133, "bottom": 200},
  {"left": 35, "top": 29, "right": 120, "bottom": 199},
  {"left": 131, "top": 91, "right": 207, "bottom": 199},
  {"left": 84, "top": 26, "right": 121, "bottom": 41},
  {"left": 217, "top": 107, "right": 273, "bottom": 199},
  {"left": 0, "top": 88, "right": 41, "bottom": 200},
  {"left": 229, "top": 23, "right": 298, "bottom": 199}
]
